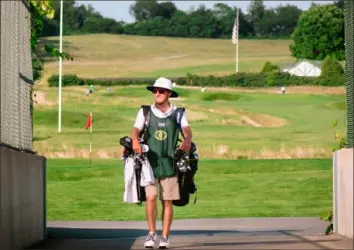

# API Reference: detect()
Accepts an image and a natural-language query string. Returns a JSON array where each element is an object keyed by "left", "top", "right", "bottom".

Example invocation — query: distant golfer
[
  {"left": 281, "top": 86, "right": 286, "bottom": 94},
  {"left": 89, "top": 84, "right": 94, "bottom": 94}
]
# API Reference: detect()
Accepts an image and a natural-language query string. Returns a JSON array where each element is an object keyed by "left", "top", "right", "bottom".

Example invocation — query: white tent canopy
[{"left": 281, "top": 60, "right": 322, "bottom": 77}]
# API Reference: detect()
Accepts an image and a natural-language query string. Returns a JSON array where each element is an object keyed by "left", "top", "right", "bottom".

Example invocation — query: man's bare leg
[
  {"left": 161, "top": 200, "right": 173, "bottom": 237},
  {"left": 146, "top": 196, "right": 158, "bottom": 233}
]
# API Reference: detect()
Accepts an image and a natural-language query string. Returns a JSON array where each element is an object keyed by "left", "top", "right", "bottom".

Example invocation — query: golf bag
[
  {"left": 120, "top": 136, "right": 147, "bottom": 205},
  {"left": 172, "top": 142, "right": 199, "bottom": 207},
  {"left": 140, "top": 105, "right": 199, "bottom": 207}
]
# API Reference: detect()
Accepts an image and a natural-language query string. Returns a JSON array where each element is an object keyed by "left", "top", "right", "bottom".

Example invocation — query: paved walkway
[{"left": 28, "top": 218, "right": 353, "bottom": 249}]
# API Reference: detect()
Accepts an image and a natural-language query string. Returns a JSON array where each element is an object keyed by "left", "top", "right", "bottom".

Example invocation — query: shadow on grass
[{"left": 26, "top": 227, "right": 339, "bottom": 249}]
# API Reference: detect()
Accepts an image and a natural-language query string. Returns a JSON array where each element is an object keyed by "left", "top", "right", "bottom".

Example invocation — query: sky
[{"left": 76, "top": 1, "right": 335, "bottom": 23}]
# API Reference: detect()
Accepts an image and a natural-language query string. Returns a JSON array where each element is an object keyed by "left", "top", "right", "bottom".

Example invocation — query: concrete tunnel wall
[
  {"left": 0, "top": 146, "right": 46, "bottom": 249},
  {"left": 333, "top": 148, "right": 353, "bottom": 239}
]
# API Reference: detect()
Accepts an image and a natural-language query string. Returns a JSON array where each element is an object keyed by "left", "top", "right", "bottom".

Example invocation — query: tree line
[{"left": 43, "top": 0, "right": 308, "bottom": 39}]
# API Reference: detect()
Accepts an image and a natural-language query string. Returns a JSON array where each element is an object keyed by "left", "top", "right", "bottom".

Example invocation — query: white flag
[{"left": 232, "top": 13, "right": 238, "bottom": 44}]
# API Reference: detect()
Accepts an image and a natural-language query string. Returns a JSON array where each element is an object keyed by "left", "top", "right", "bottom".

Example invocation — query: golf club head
[
  {"left": 141, "top": 144, "right": 149, "bottom": 153},
  {"left": 120, "top": 136, "right": 145, "bottom": 149},
  {"left": 120, "top": 136, "right": 132, "bottom": 149}
]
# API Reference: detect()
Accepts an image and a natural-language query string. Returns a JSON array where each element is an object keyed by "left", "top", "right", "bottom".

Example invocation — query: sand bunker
[
  {"left": 33, "top": 91, "right": 54, "bottom": 106},
  {"left": 205, "top": 107, "right": 288, "bottom": 127},
  {"left": 240, "top": 113, "right": 288, "bottom": 127},
  {"left": 240, "top": 116, "right": 262, "bottom": 127}
]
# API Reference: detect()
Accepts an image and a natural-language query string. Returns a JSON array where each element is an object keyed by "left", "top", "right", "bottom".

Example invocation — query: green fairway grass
[
  {"left": 46, "top": 158, "right": 332, "bottom": 221},
  {"left": 33, "top": 85, "right": 346, "bottom": 159},
  {"left": 35, "top": 34, "right": 341, "bottom": 222}
]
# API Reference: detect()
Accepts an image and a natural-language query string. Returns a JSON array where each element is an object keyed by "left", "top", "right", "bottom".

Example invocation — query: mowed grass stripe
[{"left": 46, "top": 158, "right": 332, "bottom": 221}]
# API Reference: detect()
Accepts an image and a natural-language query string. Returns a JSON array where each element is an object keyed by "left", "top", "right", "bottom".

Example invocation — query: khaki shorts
[{"left": 145, "top": 176, "right": 180, "bottom": 201}]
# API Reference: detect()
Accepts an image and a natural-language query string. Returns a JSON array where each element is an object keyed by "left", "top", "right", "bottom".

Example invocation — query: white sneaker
[
  {"left": 158, "top": 236, "right": 170, "bottom": 249},
  {"left": 144, "top": 232, "right": 158, "bottom": 248}
]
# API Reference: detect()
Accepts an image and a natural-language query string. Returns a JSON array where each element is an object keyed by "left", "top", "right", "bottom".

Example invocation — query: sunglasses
[{"left": 153, "top": 88, "right": 169, "bottom": 94}]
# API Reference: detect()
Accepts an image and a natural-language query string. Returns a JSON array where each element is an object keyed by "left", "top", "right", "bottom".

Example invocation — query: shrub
[
  {"left": 47, "top": 75, "right": 187, "bottom": 87},
  {"left": 319, "top": 56, "right": 345, "bottom": 86},
  {"left": 261, "top": 61, "right": 280, "bottom": 74},
  {"left": 84, "top": 77, "right": 153, "bottom": 86},
  {"left": 48, "top": 74, "right": 84, "bottom": 87},
  {"left": 202, "top": 93, "right": 244, "bottom": 101},
  {"left": 316, "top": 75, "right": 345, "bottom": 86},
  {"left": 47, "top": 71, "right": 344, "bottom": 89},
  {"left": 321, "top": 55, "right": 344, "bottom": 78}
]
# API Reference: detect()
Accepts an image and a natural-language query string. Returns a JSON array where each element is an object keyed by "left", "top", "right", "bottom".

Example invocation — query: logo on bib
[{"left": 155, "top": 130, "right": 167, "bottom": 140}]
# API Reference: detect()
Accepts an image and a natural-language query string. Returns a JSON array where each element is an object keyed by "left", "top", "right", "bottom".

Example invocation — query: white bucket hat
[{"left": 146, "top": 77, "right": 178, "bottom": 98}]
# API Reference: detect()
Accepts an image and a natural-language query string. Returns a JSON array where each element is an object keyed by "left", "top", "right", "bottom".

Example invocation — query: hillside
[{"left": 39, "top": 34, "right": 293, "bottom": 84}]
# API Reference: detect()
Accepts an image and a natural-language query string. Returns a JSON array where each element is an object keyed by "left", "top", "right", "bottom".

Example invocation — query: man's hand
[
  {"left": 179, "top": 137, "right": 191, "bottom": 152},
  {"left": 132, "top": 139, "right": 142, "bottom": 155},
  {"left": 131, "top": 127, "right": 142, "bottom": 155}
]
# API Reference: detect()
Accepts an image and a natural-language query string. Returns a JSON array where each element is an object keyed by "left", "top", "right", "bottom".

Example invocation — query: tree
[
  {"left": 257, "top": 4, "right": 302, "bottom": 38},
  {"left": 273, "top": 4, "right": 302, "bottom": 36},
  {"left": 129, "top": 0, "right": 158, "bottom": 21},
  {"left": 213, "top": 3, "right": 233, "bottom": 20},
  {"left": 289, "top": 4, "right": 345, "bottom": 60},
  {"left": 246, "top": 0, "right": 265, "bottom": 36},
  {"left": 261, "top": 61, "right": 280, "bottom": 73},
  {"left": 52, "top": 0, "right": 88, "bottom": 33},
  {"left": 257, "top": 9, "right": 277, "bottom": 37},
  {"left": 129, "top": 0, "right": 177, "bottom": 21},
  {"left": 29, "top": 0, "right": 72, "bottom": 82},
  {"left": 187, "top": 4, "right": 219, "bottom": 38},
  {"left": 334, "top": 0, "right": 345, "bottom": 10},
  {"left": 317, "top": 55, "right": 345, "bottom": 86},
  {"left": 168, "top": 10, "right": 189, "bottom": 37},
  {"left": 155, "top": 1, "right": 177, "bottom": 19},
  {"left": 320, "top": 55, "right": 344, "bottom": 78}
]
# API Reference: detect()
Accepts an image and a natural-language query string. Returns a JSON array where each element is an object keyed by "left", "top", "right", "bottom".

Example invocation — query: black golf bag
[{"left": 172, "top": 141, "right": 199, "bottom": 207}]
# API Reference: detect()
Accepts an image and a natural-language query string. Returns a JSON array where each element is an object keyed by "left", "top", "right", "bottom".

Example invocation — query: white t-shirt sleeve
[
  {"left": 180, "top": 110, "right": 189, "bottom": 128},
  {"left": 134, "top": 107, "right": 189, "bottom": 130},
  {"left": 133, "top": 108, "right": 144, "bottom": 131}
]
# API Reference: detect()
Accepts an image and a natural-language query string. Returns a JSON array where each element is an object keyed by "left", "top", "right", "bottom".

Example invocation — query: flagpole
[
  {"left": 236, "top": 7, "right": 239, "bottom": 73},
  {"left": 89, "top": 112, "right": 92, "bottom": 165},
  {"left": 58, "top": 0, "right": 63, "bottom": 133}
]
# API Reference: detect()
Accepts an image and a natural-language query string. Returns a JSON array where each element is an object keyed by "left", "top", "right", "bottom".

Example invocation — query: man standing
[{"left": 131, "top": 77, "right": 192, "bottom": 249}]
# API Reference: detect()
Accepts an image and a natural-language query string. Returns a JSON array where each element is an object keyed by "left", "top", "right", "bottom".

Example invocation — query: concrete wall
[
  {"left": 0, "top": 146, "right": 46, "bottom": 249},
  {"left": 333, "top": 148, "right": 353, "bottom": 239}
]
